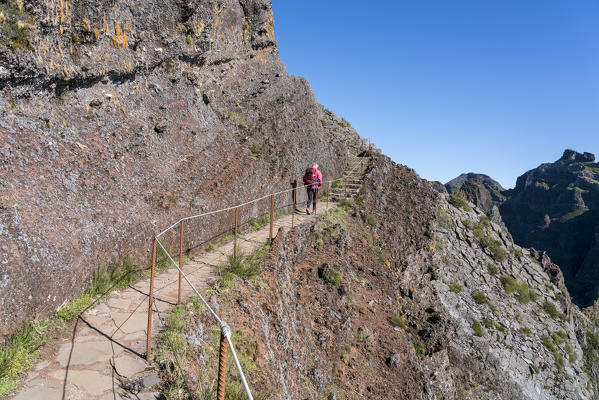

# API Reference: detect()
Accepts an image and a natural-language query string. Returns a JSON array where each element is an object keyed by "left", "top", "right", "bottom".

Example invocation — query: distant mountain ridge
[{"left": 446, "top": 149, "right": 599, "bottom": 307}]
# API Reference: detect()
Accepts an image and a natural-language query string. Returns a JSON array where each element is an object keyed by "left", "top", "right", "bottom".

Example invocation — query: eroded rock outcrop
[
  {"left": 500, "top": 149, "right": 599, "bottom": 307},
  {"left": 0, "top": 0, "right": 354, "bottom": 339}
]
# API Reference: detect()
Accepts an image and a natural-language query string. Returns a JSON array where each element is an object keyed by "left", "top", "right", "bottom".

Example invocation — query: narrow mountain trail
[{"left": 10, "top": 203, "right": 338, "bottom": 400}]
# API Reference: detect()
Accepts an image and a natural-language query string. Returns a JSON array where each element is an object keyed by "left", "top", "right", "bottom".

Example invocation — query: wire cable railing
[{"left": 146, "top": 178, "right": 335, "bottom": 399}]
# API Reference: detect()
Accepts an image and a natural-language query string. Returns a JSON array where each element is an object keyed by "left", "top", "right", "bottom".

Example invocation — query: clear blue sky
[{"left": 272, "top": 1, "right": 599, "bottom": 188}]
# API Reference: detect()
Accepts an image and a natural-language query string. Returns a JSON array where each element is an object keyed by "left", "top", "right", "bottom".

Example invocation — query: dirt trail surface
[{"left": 9, "top": 205, "right": 334, "bottom": 400}]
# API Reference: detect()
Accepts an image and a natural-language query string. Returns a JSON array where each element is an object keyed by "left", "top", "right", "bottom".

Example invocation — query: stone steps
[{"left": 328, "top": 155, "right": 370, "bottom": 202}]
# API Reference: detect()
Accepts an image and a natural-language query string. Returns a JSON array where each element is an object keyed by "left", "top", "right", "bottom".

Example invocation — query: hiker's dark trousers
[{"left": 307, "top": 187, "right": 318, "bottom": 210}]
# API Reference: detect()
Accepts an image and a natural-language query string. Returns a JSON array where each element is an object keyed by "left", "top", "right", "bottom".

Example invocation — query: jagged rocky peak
[
  {"left": 500, "top": 149, "right": 599, "bottom": 307},
  {"left": 559, "top": 149, "right": 595, "bottom": 164}
]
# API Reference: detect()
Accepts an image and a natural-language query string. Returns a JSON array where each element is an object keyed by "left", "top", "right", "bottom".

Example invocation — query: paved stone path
[{"left": 11, "top": 203, "right": 335, "bottom": 400}]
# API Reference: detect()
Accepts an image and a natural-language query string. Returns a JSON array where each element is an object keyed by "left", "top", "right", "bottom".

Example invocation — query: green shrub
[
  {"left": 543, "top": 301, "right": 560, "bottom": 319},
  {"left": 500, "top": 275, "right": 537, "bottom": 303},
  {"left": 466, "top": 220, "right": 507, "bottom": 262},
  {"left": 510, "top": 246, "right": 523, "bottom": 259},
  {"left": 449, "top": 192, "right": 472, "bottom": 211},
  {"left": 339, "top": 199, "right": 353, "bottom": 211},
  {"left": 520, "top": 327, "right": 532, "bottom": 336},
  {"left": 565, "top": 341, "right": 577, "bottom": 363},
  {"left": 0, "top": 1, "right": 34, "bottom": 51},
  {"left": 391, "top": 313, "right": 407, "bottom": 329},
  {"left": 482, "top": 318, "right": 494, "bottom": 329},
  {"left": 56, "top": 294, "right": 94, "bottom": 322},
  {"left": 472, "top": 290, "right": 488, "bottom": 305},
  {"left": 250, "top": 215, "right": 270, "bottom": 231},
  {"left": 221, "top": 245, "right": 269, "bottom": 288},
  {"left": 473, "top": 321, "right": 483, "bottom": 337},
  {"left": 449, "top": 282, "right": 462, "bottom": 293},
  {"left": 487, "top": 263, "right": 498, "bottom": 275},
  {"left": 584, "top": 330, "right": 599, "bottom": 377},
  {"left": 374, "top": 247, "right": 389, "bottom": 267},
  {"left": 485, "top": 239, "right": 507, "bottom": 263},
  {"left": 554, "top": 352, "right": 565, "bottom": 371},
  {"left": 250, "top": 142, "right": 262, "bottom": 156},
  {"left": 90, "top": 254, "right": 140, "bottom": 295},
  {"left": 501, "top": 276, "right": 518, "bottom": 293},
  {"left": 552, "top": 331, "right": 568, "bottom": 346},
  {"left": 516, "top": 284, "right": 537, "bottom": 304},
  {"left": 479, "top": 215, "right": 490, "bottom": 227},
  {"left": 542, "top": 333, "right": 565, "bottom": 371},
  {"left": 436, "top": 206, "right": 455, "bottom": 229},
  {"left": 323, "top": 268, "right": 342, "bottom": 285},
  {"left": 415, "top": 341, "right": 425, "bottom": 356},
  {"left": 366, "top": 214, "right": 376, "bottom": 227},
  {"left": 489, "top": 303, "right": 501, "bottom": 318},
  {"left": 226, "top": 110, "right": 248, "bottom": 129},
  {"left": 496, "top": 322, "right": 510, "bottom": 335},
  {"left": 164, "top": 58, "right": 175, "bottom": 73},
  {"left": 0, "top": 323, "right": 47, "bottom": 395},
  {"left": 361, "top": 230, "right": 374, "bottom": 245}
]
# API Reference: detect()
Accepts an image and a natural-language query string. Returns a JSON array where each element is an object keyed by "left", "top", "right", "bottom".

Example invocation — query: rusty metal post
[
  {"left": 216, "top": 331, "right": 229, "bottom": 400},
  {"left": 178, "top": 221, "right": 183, "bottom": 305},
  {"left": 146, "top": 239, "right": 157, "bottom": 360},
  {"left": 269, "top": 194, "right": 274, "bottom": 242},
  {"left": 234, "top": 207, "right": 239, "bottom": 258}
]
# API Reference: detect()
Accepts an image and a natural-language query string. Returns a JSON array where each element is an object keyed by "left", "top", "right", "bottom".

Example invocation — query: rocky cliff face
[
  {"left": 500, "top": 150, "right": 599, "bottom": 307},
  {"left": 156, "top": 153, "right": 599, "bottom": 399},
  {"left": 445, "top": 173, "right": 506, "bottom": 214},
  {"left": 0, "top": 0, "right": 371, "bottom": 340}
]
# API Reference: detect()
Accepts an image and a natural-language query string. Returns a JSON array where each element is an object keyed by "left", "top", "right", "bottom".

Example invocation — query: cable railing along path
[{"left": 146, "top": 179, "right": 336, "bottom": 400}]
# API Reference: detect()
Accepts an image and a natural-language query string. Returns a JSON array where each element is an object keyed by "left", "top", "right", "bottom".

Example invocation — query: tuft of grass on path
[{"left": 221, "top": 243, "right": 271, "bottom": 288}]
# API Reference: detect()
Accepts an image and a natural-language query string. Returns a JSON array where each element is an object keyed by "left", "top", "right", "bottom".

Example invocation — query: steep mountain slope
[
  {"left": 0, "top": 0, "right": 370, "bottom": 340},
  {"left": 445, "top": 173, "right": 506, "bottom": 214},
  {"left": 154, "top": 152, "right": 599, "bottom": 399},
  {"left": 500, "top": 149, "right": 599, "bottom": 307}
]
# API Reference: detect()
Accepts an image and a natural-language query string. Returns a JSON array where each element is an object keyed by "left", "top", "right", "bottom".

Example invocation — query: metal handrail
[
  {"left": 147, "top": 178, "right": 334, "bottom": 399},
  {"left": 156, "top": 180, "right": 333, "bottom": 239}
]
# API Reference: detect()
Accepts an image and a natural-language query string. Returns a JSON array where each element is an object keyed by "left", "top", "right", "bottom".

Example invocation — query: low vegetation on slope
[
  {"left": 153, "top": 199, "right": 431, "bottom": 399},
  {"left": 153, "top": 158, "right": 599, "bottom": 399}
]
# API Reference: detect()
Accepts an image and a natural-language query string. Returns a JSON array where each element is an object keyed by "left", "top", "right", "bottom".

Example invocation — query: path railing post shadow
[{"left": 144, "top": 178, "right": 334, "bottom": 399}]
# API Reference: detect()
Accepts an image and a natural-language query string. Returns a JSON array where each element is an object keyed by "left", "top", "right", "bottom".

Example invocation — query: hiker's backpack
[{"left": 303, "top": 168, "right": 317, "bottom": 186}]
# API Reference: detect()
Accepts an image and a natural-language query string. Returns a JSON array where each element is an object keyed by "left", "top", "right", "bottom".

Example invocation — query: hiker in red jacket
[{"left": 303, "top": 163, "right": 322, "bottom": 215}]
